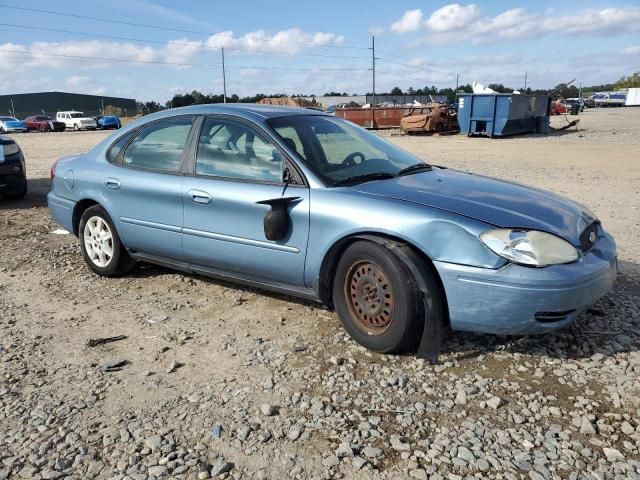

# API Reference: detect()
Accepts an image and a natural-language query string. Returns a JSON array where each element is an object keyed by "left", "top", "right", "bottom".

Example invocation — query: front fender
[{"left": 305, "top": 189, "right": 505, "bottom": 288}]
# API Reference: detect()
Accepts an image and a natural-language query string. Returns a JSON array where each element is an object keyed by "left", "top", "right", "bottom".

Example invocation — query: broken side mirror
[{"left": 255, "top": 197, "right": 302, "bottom": 241}]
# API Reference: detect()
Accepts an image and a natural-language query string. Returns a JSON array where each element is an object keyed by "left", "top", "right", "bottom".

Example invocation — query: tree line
[{"left": 135, "top": 71, "right": 639, "bottom": 115}]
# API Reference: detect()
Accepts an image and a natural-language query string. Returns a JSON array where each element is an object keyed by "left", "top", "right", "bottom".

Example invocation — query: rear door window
[{"left": 122, "top": 117, "right": 193, "bottom": 172}]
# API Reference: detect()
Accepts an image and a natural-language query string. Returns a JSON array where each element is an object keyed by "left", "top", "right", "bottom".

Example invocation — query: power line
[
  {"left": 0, "top": 3, "right": 370, "bottom": 50},
  {"left": 0, "top": 22, "right": 371, "bottom": 60},
  {"left": 1, "top": 49, "right": 370, "bottom": 71},
  {"left": 375, "top": 55, "right": 457, "bottom": 75}
]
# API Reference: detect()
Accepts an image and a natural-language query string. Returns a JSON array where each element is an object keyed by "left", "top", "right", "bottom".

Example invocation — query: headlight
[
  {"left": 480, "top": 229, "right": 579, "bottom": 267},
  {"left": 2, "top": 143, "right": 20, "bottom": 156}
]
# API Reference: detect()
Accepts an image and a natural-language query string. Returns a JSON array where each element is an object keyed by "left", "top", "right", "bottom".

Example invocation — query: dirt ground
[{"left": 1, "top": 108, "right": 639, "bottom": 480}]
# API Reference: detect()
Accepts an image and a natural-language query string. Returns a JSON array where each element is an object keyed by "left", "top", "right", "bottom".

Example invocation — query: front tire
[
  {"left": 79, "top": 205, "right": 135, "bottom": 276},
  {"left": 332, "top": 241, "right": 424, "bottom": 353},
  {"left": 73, "top": 123, "right": 79, "bottom": 131}
]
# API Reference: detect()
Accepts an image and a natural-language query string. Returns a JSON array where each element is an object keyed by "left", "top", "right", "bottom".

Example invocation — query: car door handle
[
  {"left": 188, "top": 189, "right": 211, "bottom": 204},
  {"left": 104, "top": 178, "right": 120, "bottom": 190}
]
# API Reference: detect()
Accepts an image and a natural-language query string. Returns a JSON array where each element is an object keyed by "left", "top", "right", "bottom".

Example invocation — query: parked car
[
  {"left": 0, "top": 135, "right": 27, "bottom": 199},
  {"left": 47, "top": 105, "right": 617, "bottom": 359},
  {"left": 565, "top": 98, "right": 585, "bottom": 112},
  {"left": 95, "top": 115, "right": 121, "bottom": 130},
  {"left": 24, "top": 115, "right": 66, "bottom": 132},
  {"left": 56, "top": 111, "right": 97, "bottom": 131},
  {"left": 0, "top": 116, "right": 28, "bottom": 133}
]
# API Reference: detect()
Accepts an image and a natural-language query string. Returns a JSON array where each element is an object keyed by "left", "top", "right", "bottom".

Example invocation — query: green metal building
[{"left": 0, "top": 91, "right": 137, "bottom": 118}]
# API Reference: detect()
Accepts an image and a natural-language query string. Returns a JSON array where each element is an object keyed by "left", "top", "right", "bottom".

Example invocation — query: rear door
[
  {"left": 182, "top": 115, "right": 310, "bottom": 285},
  {"left": 101, "top": 116, "right": 195, "bottom": 260}
]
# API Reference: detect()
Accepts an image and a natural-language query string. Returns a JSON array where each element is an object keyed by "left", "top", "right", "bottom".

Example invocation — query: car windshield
[
  {"left": 70, "top": 113, "right": 84, "bottom": 118},
  {"left": 0, "top": 117, "right": 17, "bottom": 121},
  {"left": 38, "top": 116, "right": 53, "bottom": 121},
  {"left": 267, "top": 115, "right": 425, "bottom": 186}
]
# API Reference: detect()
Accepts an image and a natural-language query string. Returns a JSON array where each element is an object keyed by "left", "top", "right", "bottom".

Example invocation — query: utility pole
[
  {"left": 370, "top": 36, "right": 376, "bottom": 127},
  {"left": 221, "top": 47, "right": 227, "bottom": 103},
  {"left": 578, "top": 82, "right": 582, "bottom": 98},
  {"left": 371, "top": 36, "right": 376, "bottom": 105},
  {"left": 524, "top": 71, "right": 528, "bottom": 91},
  {"left": 10, "top": 99, "right": 15, "bottom": 118},
  {"left": 456, "top": 73, "right": 459, "bottom": 91}
]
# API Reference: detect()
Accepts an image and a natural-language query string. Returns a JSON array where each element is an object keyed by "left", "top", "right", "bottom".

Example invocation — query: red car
[{"left": 24, "top": 115, "right": 66, "bottom": 132}]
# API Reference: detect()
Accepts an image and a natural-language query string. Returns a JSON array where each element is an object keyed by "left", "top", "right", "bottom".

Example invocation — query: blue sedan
[
  {"left": 47, "top": 104, "right": 617, "bottom": 360},
  {"left": 95, "top": 115, "right": 121, "bottom": 130},
  {"left": 0, "top": 116, "right": 28, "bottom": 133}
]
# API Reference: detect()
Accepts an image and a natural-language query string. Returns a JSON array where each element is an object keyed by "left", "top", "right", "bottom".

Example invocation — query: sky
[{"left": 0, "top": 0, "right": 638, "bottom": 103}]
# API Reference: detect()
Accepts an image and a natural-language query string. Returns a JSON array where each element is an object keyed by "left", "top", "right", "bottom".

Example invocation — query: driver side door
[{"left": 182, "top": 116, "right": 310, "bottom": 286}]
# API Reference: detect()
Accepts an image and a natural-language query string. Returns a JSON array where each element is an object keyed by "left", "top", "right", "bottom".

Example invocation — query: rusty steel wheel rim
[{"left": 344, "top": 260, "right": 394, "bottom": 335}]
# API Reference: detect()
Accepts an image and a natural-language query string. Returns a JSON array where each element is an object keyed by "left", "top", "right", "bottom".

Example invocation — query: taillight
[{"left": 50, "top": 159, "right": 60, "bottom": 180}]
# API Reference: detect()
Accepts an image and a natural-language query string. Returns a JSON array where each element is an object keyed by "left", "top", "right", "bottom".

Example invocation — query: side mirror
[{"left": 256, "top": 197, "right": 302, "bottom": 241}]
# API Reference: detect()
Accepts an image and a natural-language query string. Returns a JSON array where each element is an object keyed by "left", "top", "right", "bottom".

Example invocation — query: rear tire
[
  {"left": 332, "top": 241, "right": 423, "bottom": 353},
  {"left": 79, "top": 205, "right": 135, "bottom": 277},
  {"left": 3, "top": 182, "right": 27, "bottom": 200}
]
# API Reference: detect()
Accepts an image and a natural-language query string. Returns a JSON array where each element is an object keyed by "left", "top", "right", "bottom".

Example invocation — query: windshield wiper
[
  {"left": 397, "top": 163, "right": 434, "bottom": 176},
  {"left": 332, "top": 172, "right": 396, "bottom": 187}
]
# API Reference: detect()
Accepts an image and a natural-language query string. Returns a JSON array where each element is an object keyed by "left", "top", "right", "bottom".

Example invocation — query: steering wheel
[{"left": 341, "top": 152, "right": 366, "bottom": 168}]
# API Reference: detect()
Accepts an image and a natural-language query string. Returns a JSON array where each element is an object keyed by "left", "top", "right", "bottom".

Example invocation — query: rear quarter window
[
  {"left": 121, "top": 117, "right": 194, "bottom": 172},
  {"left": 107, "top": 129, "right": 139, "bottom": 163}
]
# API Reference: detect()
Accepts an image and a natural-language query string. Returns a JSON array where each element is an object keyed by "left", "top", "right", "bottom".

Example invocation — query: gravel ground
[{"left": 1, "top": 108, "right": 639, "bottom": 480}]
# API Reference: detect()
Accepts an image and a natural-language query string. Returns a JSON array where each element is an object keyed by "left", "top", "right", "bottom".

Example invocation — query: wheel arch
[
  {"left": 72, "top": 199, "right": 100, "bottom": 236},
  {"left": 317, "top": 232, "right": 450, "bottom": 329}
]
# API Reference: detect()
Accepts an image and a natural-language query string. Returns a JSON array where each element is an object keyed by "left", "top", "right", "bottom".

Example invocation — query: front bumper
[
  {"left": 47, "top": 191, "right": 76, "bottom": 233},
  {"left": 3, "top": 127, "right": 28, "bottom": 133},
  {"left": 434, "top": 230, "right": 617, "bottom": 335}
]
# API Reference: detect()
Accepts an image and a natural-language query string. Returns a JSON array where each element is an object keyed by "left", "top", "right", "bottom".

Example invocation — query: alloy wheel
[{"left": 83, "top": 216, "right": 114, "bottom": 267}]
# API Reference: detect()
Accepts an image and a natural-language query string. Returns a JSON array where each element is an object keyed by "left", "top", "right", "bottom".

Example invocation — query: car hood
[{"left": 352, "top": 169, "right": 597, "bottom": 245}]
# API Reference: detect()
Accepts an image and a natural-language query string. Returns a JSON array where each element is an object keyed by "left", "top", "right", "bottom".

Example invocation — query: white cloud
[
  {"left": 0, "top": 25, "right": 346, "bottom": 75},
  {"left": 204, "top": 28, "right": 344, "bottom": 54},
  {"left": 621, "top": 45, "right": 640, "bottom": 56},
  {"left": 163, "top": 38, "right": 203, "bottom": 66},
  {"left": 424, "top": 4, "right": 479, "bottom": 33},
  {"left": 553, "top": 8, "right": 640, "bottom": 35},
  {"left": 391, "top": 9, "right": 424, "bottom": 34},
  {"left": 0, "top": 40, "right": 160, "bottom": 73},
  {"left": 389, "top": 4, "right": 640, "bottom": 44},
  {"left": 65, "top": 75, "right": 90, "bottom": 87}
]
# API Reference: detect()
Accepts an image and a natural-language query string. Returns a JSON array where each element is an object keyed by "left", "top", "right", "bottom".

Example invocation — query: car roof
[{"left": 141, "top": 104, "right": 329, "bottom": 123}]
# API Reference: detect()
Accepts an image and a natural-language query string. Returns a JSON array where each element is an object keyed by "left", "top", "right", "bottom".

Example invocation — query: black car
[{"left": 0, "top": 136, "right": 27, "bottom": 199}]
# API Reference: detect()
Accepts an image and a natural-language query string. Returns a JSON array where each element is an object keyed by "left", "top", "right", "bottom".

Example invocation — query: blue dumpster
[{"left": 457, "top": 93, "right": 551, "bottom": 137}]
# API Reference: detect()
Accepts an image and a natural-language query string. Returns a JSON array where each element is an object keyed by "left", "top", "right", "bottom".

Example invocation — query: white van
[{"left": 56, "top": 111, "right": 97, "bottom": 131}]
